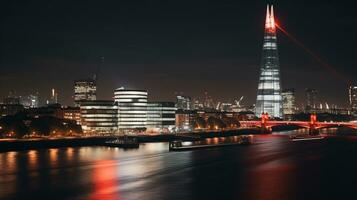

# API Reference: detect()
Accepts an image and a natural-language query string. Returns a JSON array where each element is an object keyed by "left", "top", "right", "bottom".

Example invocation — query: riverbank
[{"left": 0, "top": 128, "right": 265, "bottom": 152}]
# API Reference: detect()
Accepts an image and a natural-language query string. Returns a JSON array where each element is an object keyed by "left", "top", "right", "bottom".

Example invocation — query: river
[{"left": 1, "top": 129, "right": 357, "bottom": 200}]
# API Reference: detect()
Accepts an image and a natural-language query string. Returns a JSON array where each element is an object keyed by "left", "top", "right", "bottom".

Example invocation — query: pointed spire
[
  {"left": 265, "top": 4, "right": 271, "bottom": 29},
  {"left": 270, "top": 5, "right": 275, "bottom": 30}
]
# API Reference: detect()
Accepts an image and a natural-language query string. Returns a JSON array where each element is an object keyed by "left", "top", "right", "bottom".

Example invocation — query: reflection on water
[
  {"left": 242, "top": 135, "right": 297, "bottom": 200},
  {"left": 1, "top": 128, "right": 357, "bottom": 200},
  {"left": 90, "top": 160, "right": 120, "bottom": 200}
]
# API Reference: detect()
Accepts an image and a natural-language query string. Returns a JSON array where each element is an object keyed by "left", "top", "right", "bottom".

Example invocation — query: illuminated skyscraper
[
  {"left": 255, "top": 5, "right": 283, "bottom": 118},
  {"left": 74, "top": 79, "right": 97, "bottom": 106}
]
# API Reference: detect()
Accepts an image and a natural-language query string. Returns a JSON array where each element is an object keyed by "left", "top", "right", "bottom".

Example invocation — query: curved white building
[{"left": 114, "top": 88, "right": 148, "bottom": 132}]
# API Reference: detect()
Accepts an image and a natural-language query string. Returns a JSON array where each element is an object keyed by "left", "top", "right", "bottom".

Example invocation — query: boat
[
  {"left": 290, "top": 134, "right": 325, "bottom": 142},
  {"left": 104, "top": 136, "right": 139, "bottom": 148},
  {"left": 169, "top": 135, "right": 253, "bottom": 151}
]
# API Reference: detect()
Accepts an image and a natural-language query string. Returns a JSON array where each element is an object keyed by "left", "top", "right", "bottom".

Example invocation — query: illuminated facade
[
  {"left": 62, "top": 107, "right": 81, "bottom": 125},
  {"left": 350, "top": 85, "right": 357, "bottom": 116},
  {"left": 176, "top": 95, "right": 192, "bottom": 110},
  {"left": 74, "top": 79, "right": 97, "bottom": 106},
  {"left": 255, "top": 5, "right": 283, "bottom": 118},
  {"left": 175, "top": 110, "right": 197, "bottom": 131},
  {"left": 21, "top": 94, "right": 39, "bottom": 108},
  {"left": 282, "top": 89, "right": 296, "bottom": 119},
  {"left": 114, "top": 88, "right": 148, "bottom": 132},
  {"left": 147, "top": 102, "right": 176, "bottom": 132},
  {"left": 80, "top": 100, "right": 118, "bottom": 134}
]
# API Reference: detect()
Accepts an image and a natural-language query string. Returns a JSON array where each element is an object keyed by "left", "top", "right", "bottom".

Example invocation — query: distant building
[
  {"left": 46, "top": 89, "right": 59, "bottom": 105},
  {"left": 26, "top": 104, "right": 63, "bottom": 119},
  {"left": 175, "top": 110, "right": 197, "bottom": 131},
  {"left": 282, "top": 89, "right": 296, "bottom": 119},
  {"left": 25, "top": 104, "right": 81, "bottom": 124},
  {"left": 1, "top": 91, "right": 23, "bottom": 117},
  {"left": 147, "top": 102, "right": 176, "bottom": 133},
  {"left": 192, "top": 98, "right": 204, "bottom": 110},
  {"left": 61, "top": 107, "right": 81, "bottom": 125},
  {"left": 306, "top": 88, "right": 318, "bottom": 112},
  {"left": 350, "top": 85, "right": 357, "bottom": 116},
  {"left": 80, "top": 100, "right": 118, "bottom": 135},
  {"left": 217, "top": 103, "right": 233, "bottom": 112},
  {"left": 21, "top": 94, "right": 39, "bottom": 108},
  {"left": 114, "top": 88, "right": 148, "bottom": 132},
  {"left": 203, "top": 92, "right": 215, "bottom": 110},
  {"left": 176, "top": 95, "right": 192, "bottom": 110},
  {"left": 74, "top": 79, "right": 97, "bottom": 106},
  {"left": 3, "top": 90, "right": 20, "bottom": 105}
]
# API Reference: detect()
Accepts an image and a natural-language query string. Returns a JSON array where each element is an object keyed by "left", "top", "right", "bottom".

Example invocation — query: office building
[
  {"left": 80, "top": 100, "right": 118, "bottom": 135},
  {"left": 3, "top": 90, "right": 20, "bottom": 105},
  {"left": 74, "top": 79, "right": 97, "bottom": 106},
  {"left": 255, "top": 5, "right": 283, "bottom": 118},
  {"left": 61, "top": 107, "right": 81, "bottom": 125},
  {"left": 176, "top": 95, "right": 192, "bottom": 110},
  {"left": 21, "top": 94, "right": 39, "bottom": 108},
  {"left": 282, "top": 89, "right": 296, "bottom": 119},
  {"left": 175, "top": 110, "right": 197, "bottom": 131},
  {"left": 306, "top": 88, "right": 318, "bottom": 112},
  {"left": 147, "top": 102, "right": 176, "bottom": 133},
  {"left": 114, "top": 88, "right": 148, "bottom": 132}
]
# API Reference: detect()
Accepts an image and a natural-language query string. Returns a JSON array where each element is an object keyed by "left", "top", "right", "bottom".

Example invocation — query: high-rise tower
[{"left": 255, "top": 5, "right": 283, "bottom": 118}]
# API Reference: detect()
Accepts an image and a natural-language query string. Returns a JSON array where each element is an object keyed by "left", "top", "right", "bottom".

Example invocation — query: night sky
[{"left": 0, "top": 0, "right": 356, "bottom": 107}]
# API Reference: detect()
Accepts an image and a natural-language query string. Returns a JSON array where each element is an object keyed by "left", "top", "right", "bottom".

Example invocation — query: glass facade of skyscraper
[{"left": 255, "top": 5, "right": 283, "bottom": 118}]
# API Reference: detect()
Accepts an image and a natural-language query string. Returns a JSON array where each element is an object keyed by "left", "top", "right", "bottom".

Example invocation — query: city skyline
[
  {"left": 1, "top": 3, "right": 357, "bottom": 199},
  {"left": 0, "top": 1, "right": 356, "bottom": 106}
]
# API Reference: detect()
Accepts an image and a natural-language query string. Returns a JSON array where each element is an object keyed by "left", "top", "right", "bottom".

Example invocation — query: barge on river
[
  {"left": 169, "top": 135, "right": 253, "bottom": 151},
  {"left": 104, "top": 137, "right": 139, "bottom": 148}
]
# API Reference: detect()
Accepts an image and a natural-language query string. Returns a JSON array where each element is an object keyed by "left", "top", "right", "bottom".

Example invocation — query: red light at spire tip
[
  {"left": 265, "top": 4, "right": 276, "bottom": 32},
  {"left": 270, "top": 5, "right": 275, "bottom": 30}
]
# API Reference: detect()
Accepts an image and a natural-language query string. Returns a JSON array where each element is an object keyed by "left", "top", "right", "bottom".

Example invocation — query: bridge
[{"left": 240, "top": 113, "right": 357, "bottom": 133}]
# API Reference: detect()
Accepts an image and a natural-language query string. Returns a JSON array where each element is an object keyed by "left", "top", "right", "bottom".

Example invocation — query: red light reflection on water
[
  {"left": 89, "top": 160, "right": 121, "bottom": 200},
  {"left": 242, "top": 136, "right": 298, "bottom": 200},
  {"left": 244, "top": 163, "right": 297, "bottom": 200}
]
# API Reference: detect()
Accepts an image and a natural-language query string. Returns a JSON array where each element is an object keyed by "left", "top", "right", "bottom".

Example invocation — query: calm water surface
[{"left": 1, "top": 129, "right": 357, "bottom": 200}]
